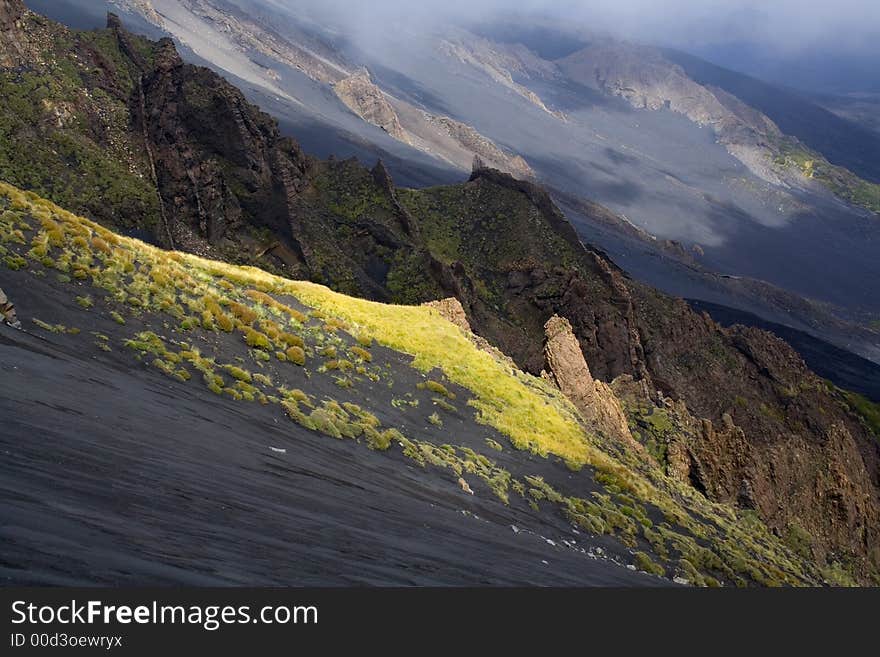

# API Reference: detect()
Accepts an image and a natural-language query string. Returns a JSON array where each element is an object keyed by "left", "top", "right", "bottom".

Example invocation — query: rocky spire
[
  {"left": 542, "top": 315, "right": 641, "bottom": 451},
  {"left": 371, "top": 159, "right": 394, "bottom": 193}
]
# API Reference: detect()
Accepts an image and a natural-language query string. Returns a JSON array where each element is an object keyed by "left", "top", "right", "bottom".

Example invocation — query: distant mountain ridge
[
  {"left": 37, "top": 0, "right": 880, "bottom": 368},
  {"left": 663, "top": 48, "right": 880, "bottom": 184}
]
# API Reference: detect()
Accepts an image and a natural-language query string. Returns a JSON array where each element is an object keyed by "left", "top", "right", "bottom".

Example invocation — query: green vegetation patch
[
  {"left": 841, "top": 390, "right": 880, "bottom": 440},
  {"left": 0, "top": 180, "right": 830, "bottom": 587}
]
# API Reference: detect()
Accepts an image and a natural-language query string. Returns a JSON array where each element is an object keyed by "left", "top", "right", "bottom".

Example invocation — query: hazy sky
[{"left": 274, "top": 0, "right": 880, "bottom": 56}]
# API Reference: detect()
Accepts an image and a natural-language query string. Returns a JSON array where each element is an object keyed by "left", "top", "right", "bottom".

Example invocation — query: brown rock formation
[
  {"left": 423, "top": 297, "right": 516, "bottom": 368},
  {"left": 333, "top": 72, "right": 411, "bottom": 144},
  {"left": 541, "top": 315, "right": 639, "bottom": 449}
]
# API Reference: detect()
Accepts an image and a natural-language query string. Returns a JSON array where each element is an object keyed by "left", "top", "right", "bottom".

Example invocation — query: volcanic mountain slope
[
  {"left": 107, "top": 0, "right": 533, "bottom": 178},
  {"left": 0, "top": 181, "right": 851, "bottom": 587},
  {"left": 82, "top": 0, "right": 880, "bottom": 364},
  {"left": 1, "top": 1, "right": 879, "bottom": 583}
]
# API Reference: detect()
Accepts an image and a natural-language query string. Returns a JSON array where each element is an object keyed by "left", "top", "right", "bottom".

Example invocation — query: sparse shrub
[
  {"left": 258, "top": 319, "right": 282, "bottom": 341},
  {"left": 124, "top": 331, "right": 166, "bottom": 355},
  {"left": 152, "top": 359, "right": 189, "bottom": 382},
  {"left": 201, "top": 310, "right": 216, "bottom": 330},
  {"left": 253, "top": 373, "right": 273, "bottom": 387},
  {"left": 4, "top": 254, "right": 26, "bottom": 270},
  {"left": 223, "top": 388, "right": 243, "bottom": 400},
  {"left": 33, "top": 318, "right": 62, "bottom": 333},
  {"left": 821, "top": 561, "right": 858, "bottom": 587},
  {"left": 244, "top": 328, "right": 272, "bottom": 350},
  {"left": 236, "top": 381, "right": 259, "bottom": 401},
  {"left": 282, "top": 400, "right": 316, "bottom": 430},
  {"left": 216, "top": 312, "right": 234, "bottom": 332},
  {"left": 281, "top": 388, "right": 312, "bottom": 406},
  {"left": 229, "top": 302, "right": 257, "bottom": 326},
  {"left": 287, "top": 308, "right": 307, "bottom": 324},
  {"left": 485, "top": 438, "right": 503, "bottom": 452},
  {"left": 428, "top": 412, "right": 443, "bottom": 427},
  {"left": 310, "top": 409, "right": 343, "bottom": 439},
  {"left": 243, "top": 290, "right": 307, "bottom": 323},
  {"left": 91, "top": 236, "right": 112, "bottom": 255},
  {"left": 349, "top": 346, "right": 372, "bottom": 363},
  {"left": 204, "top": 373, "right": 225, "bottom": 394},
  {"left": 279, "top": 332, "right": 304, "bottom": 348},
  {"left": 224, "top": 365, "right": 252, "bottom": 383},
  {"left": 286, "top": 346, "right": 306, "bottom": 366},
  {"left": 678, "top": 558, "right": 705, "bottom": 587},
  {"left": 251, "top": 349, "right": 270, "bottom": 362},
  {"left": 369, "top": 427, "right": 403, "bottom": 451},
  {"left": 784, "top": 522, "right": 813, "bottom": 560},
  {"left": 320, "top": 345, "right": 337, "bottom": 358},
  {"left": 75, "top": 295, "right": 93, "bottom": 309},
  {"left": 417, "top": 380, "right": 455, "bottom": 400},
  {"left": 432, "top": 397, "right": 456, "bottom": 413},
  {"left": 110, "top": 311, "right": 126, "bottom": 325},
  {"left": 634, "top": 551, "right": 665, "bottom": 577}
]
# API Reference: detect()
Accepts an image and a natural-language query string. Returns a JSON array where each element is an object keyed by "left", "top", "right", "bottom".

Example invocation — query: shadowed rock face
[{"left": 133, "top": 32, "right": 313, "bottom": 254}]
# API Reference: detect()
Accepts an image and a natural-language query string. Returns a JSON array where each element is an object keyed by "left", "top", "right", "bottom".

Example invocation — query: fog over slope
[{"left": 275, "top": 0, "right": 880, "bottom": 89}]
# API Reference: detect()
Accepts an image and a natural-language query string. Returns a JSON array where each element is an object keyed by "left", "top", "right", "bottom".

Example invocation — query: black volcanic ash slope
[
  {"left": 1, "top": 182, "right": 818, "bottom": 587},
  {"left": 1, "top": 2, "right": 879, "bottom": 584}
]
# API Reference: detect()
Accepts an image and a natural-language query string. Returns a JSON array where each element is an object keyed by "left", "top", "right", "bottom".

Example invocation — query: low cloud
[{"left": 264, "top": 0, "right": 880, "bottom": 56}]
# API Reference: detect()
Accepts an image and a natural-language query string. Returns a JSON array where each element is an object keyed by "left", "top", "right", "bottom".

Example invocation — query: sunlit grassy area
[
  {"left": 773, "top": 138, "right": 880, "bottom": 214},
  {"left": 0, "top": 180, "right": 833, "bottom": 586}
]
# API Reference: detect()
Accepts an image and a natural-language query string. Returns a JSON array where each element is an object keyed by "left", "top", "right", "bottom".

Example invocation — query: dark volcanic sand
[{"left": 0, "top": 324, "right": 657, "bottom": 587}]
